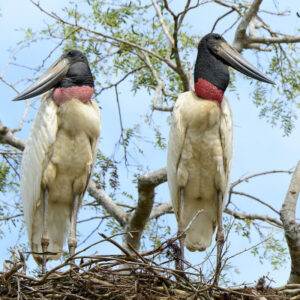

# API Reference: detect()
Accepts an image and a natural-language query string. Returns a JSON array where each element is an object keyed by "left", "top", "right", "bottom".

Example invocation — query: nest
[{"left": 0, "top": 234, "right": 292, "bottom": 299}]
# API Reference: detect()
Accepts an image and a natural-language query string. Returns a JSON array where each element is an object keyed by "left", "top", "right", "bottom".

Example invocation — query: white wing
[
  {"left": 167, "top": 92, "right": 188, "bottom": 221},
  {"left": 20, "top": 93, "right": 58, "bottom": 242},
  {"left": 84, "top": 99, "right": 101, "bottom": 192},
  {"left": 219, "top": 96, "right": 233, "bottom": 199}
]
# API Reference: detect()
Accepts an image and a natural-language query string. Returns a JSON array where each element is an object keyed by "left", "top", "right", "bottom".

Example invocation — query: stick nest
[{"left": 0, "top": 235, "right": 293, "bottom": 299}]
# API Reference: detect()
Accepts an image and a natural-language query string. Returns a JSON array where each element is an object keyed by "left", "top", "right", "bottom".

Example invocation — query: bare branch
[
  {"left": 221, "top": 15, "right": 241, "bottom": 36},
  {"left": 172, "top": 16, "right": 190, "bottom": 91},
  {"left": 0, "top": 214, "right": 23, "bottom": 222},
  {"left": 162, "top": 0, "right": 176, "bottom": 18},
  {"left": 246, "top": 44, "right": 272, "bottom": 51},
  {"left": 0, "top": 76, "right": 20, "bottom": 94},
  {"left": 212, "top": 0, "right": 242, "bottom": 16},
  {"left": 96, "top": 66, "right": 146, "bottom": 96},
  {"left": 210, "top": 8, "right": 234, "bottom": 33},
  {"left": 150, "top": 202, "right": 173, "bottom": 219},
  {"left": 123, "top": 168, "right": 167, "bottom": 251},
  {"left": 140, "top": 52, "right": 173, "bottom": 112},
  {"left": 226, "top": 236, "right": 272, "bottom": 261},
  {"left": 0, "top": 122, "right": 25, "bottom": 151},
  {"left": 231, "top": 190, "right": 279, "bottom": 215},
  {"left": 87, "top": 180, "right": 128, "bottom": 227},
  {"left": 225, "top": 208, "right": 282, "bottom": 228},
  {"left": 248, "top": 35, "right": 300, "bottom": 45},
  {"left": 233, "top": 0, "right": 263, "bottom": 52},
  {"left": 138, "top": 167, "right": 167, "bottom": 186},
  {"left": 280, "top": 160, "right": 300, "bottom": 284},
  {"left": 12, "top": 100, "right": 31, "bottom": 133},
  {"left": 230, "top": 169, "right": 293, "bottom": 189}
]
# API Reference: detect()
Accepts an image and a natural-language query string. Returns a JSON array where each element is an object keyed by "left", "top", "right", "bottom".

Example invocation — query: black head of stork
[
  {"left": 12, "top": 50, "right": 94, "bottom": 104},
  {"left": 194, "top": 33, "right": 274, "bottom": 103}
]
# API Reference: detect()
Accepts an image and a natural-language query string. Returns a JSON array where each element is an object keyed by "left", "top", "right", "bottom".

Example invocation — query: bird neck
[
  {"left": 52, "top": 86, "right": 94, "bottom": 105},
  {"left": 53, "top": 61, "right": 94, "bottom": 105},
  {"left": 194, "top": 44, "right": 229, "bottom": 104}
]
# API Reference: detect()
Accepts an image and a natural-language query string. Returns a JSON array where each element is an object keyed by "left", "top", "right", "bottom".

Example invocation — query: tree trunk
[{"left": 280, "top": 160, "right": 300, "bottom": 283}]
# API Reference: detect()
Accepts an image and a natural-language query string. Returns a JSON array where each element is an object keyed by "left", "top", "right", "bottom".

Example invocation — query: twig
[
  {"left": 231, "top": 190, "right": 279, "bottom": 214},
  {"left": 211, "top": 8, "right": 234, "bottom": 33},
  {"left": 225, "top": 207, "right": 282, "bottom": 227}
]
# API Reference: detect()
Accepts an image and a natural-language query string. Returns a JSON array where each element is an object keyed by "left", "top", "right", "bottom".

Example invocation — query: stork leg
[
  {"left": 68, "top": 194, "right": 81, "bottom": 257},
  {"left": 41, "top": 189, "right": 49, "bottom": 274},
  {"left": 176, "top": 187, "right": 185, "bottom": 271},
  {"left": 214, "top": 191, "right": 225, "bottom": 285}
]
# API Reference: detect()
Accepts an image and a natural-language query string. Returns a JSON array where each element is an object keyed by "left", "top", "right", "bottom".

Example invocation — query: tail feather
[
  {"left": 182, "top": 196, "right": 217, "bottom": 252},
  {"left": 30, "top": 202, "right": 71, "bottom": 264}
]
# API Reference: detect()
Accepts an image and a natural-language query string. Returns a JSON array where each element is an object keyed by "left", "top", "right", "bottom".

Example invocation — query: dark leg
[
  {"left": 41, "top": 189, "right": 49, "bottom": 274},
  {"left": 214, "top": 191, "right": 225, "bottom": 285},
  {"left": 177, "top": 187, "right": 185, "bottom": 271},
  {"left": 68, "top": 194, "right": 80, "bottom": 257}
]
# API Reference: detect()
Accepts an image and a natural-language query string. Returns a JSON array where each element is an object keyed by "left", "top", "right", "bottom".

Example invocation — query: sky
[{"left": 0, "top": 0, "right": 299, "bottom": 286}]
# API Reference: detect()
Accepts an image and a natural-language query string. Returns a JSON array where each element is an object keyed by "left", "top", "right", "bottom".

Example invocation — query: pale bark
[
  {"left": 123, "top": 168, "right": 167, "bottom": 252},
  {"left": 280, "top": 161, "right": 300, "bottom": 283},
  {"left": 87, "top": 181, "right": 128, "bottom": 227},
  {"left": 0, "top": 122, "right": 25, "bottom": 151},
  {"left": 233, "top": 0, "right": 263, "bottom": 51}
]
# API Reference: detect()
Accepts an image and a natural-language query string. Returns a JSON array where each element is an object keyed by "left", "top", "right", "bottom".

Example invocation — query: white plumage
[
  {"left": 21, "top": 93, "right": 101, "bottom": 263},
  {"left": 167, "top": 91, "right": 233, "bottom": 251}
]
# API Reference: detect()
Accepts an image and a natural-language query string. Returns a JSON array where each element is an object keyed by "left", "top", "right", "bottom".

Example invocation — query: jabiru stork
[
  {"left": 167, "top": 33, "right": 274, "bottom": 272},
  {"left": 12, "top": 50, "right": 101, "bottom": 273}
]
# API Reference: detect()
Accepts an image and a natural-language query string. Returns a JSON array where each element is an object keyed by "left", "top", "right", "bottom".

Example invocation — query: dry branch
[
  {"left": 123, "top": 168, "right": 167, "bottom": 252},
  {"left": 0, "top": 122, "right": 25, "bottom": 151},
  {"left": 280, "top": 160, "right": 300, "bottom": 284},
  {"left": 87, "top": 181, "right": 128, "bottom": 227}
]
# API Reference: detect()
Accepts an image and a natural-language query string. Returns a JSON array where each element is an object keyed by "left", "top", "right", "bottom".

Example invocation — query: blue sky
[{"left": 0, "top": 0, "right": 299, "bottom": 285}]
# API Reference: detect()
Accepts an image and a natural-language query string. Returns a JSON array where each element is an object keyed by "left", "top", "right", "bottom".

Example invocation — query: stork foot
[
  {"left": 68, "top": 237, "right": 77, "bottom": 257},
  {"left": 41, "top": 236, "right": 49, "bottom": 274}
]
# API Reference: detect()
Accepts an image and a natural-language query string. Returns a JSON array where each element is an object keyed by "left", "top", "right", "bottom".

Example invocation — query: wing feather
[
  {"left": 167, "top": 93, "right": 189, "bottom": 221},
  {"left": 82, "top": 99, "right": 101, "bottom": 195},
  {"left": 20, "top": 93, "right": 58, "bottom": 242},
  {"left": 219, "top": 97, "right": 233, "bottom": 199}
]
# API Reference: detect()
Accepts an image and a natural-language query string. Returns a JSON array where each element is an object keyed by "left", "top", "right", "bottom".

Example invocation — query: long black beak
[
  {"left": 215, "top": 42, "right": 274, "bottom": 84},
  {"left": 12, "top": 57, "right": 70, "bottom": 101}
]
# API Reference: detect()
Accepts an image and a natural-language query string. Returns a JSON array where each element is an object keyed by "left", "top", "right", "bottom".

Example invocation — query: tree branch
[
  {"left": 212, "top": 0, "right": 242, "bottom": 16},
  {"left": 0, "top": 214, "right": 23, "bottom": 222},
  {"left": 139, "top": 52, "right": 173, "bottom": 112},
  {"left": 172, "top": 16, "right": 190, "bottom": 91},
  {"left": 210, "top": 8, "right": 234, "bottom": 33},
  {"left": 30, "top": 0, "right": 177, "bottom": 72},
  {"left": 152, "top": 0, "right": 174, "bottom": 45},
  {"left": 231, "top": 190, "right": 279, "bottom": 215},
  {"left": 248, "top": 35, "right": 300, "bottom": 45},
  {"left": 87, "top": 180, "right": 128, "bottom": 227},
  {"left": 0, "top": 122, "right": 25, "bottom": 151},
  {"left": 150, "top": 202, "right": 173, "bottom": 219},
  {"left": 162, "top": 0, "right": 190, "bottom": 91},
  {"left": 233, "top": 0, "right": 263, "bottom": 52},
  {"left": 225, "top": 208, "right": 282, "bottom": 228},
  {"left": 230, "top": 169, "right": 293, "bottom": 190},
  {"left": 123, "top": 168, "right": 167, "bottom": 252},
  {"left": 280, "top": 160, "right": 300, "bottom": 284},
  {"left": 96, "top": 66, "right": 146, "bottom": 96}
]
